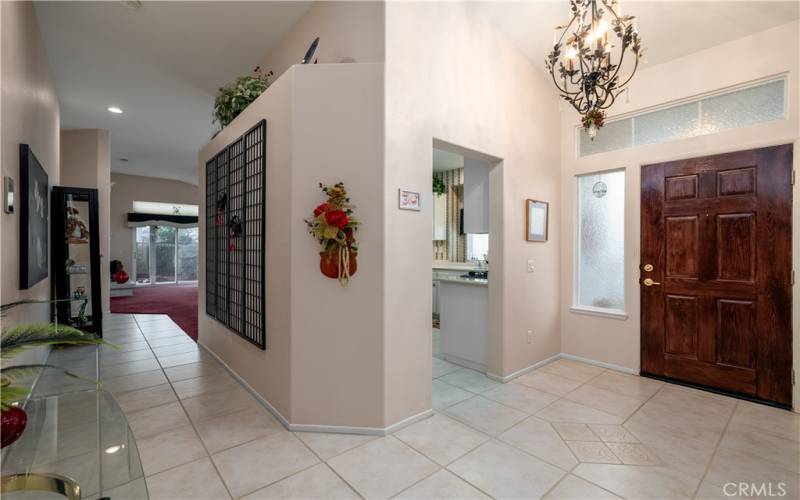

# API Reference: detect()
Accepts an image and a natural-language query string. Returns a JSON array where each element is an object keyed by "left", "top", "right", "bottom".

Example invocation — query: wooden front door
[{"left": 641, "top": 145, "right": 793, "bottom": 406}]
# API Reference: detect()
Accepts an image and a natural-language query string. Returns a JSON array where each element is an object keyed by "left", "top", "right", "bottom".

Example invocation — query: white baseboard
[
  {"left": 443, "top": 354, "right": 487, "bottom": 373},
  {"left": 200, "top": 342, "right": 640, "bottom": 434},
  {"left": 383, "top": 409, "right": 434, "bottom": 434},
  {"left": 486, "top": 353, "right": 561, "bottom": 382},
  {"left": 198, "top": 342, "right": 293, "bottom": 429},
  {"left": 487, "top": 352, "right": 637, "bottom": 382},
  {"left": 559, "top": 353, "right": 638, "bottom": 375},
  {"left": 290, "top": 409, "right": 434, "bottom": 436},
  {"left": 199, "top": 342, "right": 433, "bottom": 436}
]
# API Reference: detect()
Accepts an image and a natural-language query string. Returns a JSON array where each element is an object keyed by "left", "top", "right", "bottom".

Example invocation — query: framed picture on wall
[
  {"left": 398, "top": 188, "right": 421, "bottom": 211},
  {"left": 525, "top": 199, "right": 548, "bottom": 242},
  {"left": 20, "top": 144, "right": 50, "bottom": 289}
]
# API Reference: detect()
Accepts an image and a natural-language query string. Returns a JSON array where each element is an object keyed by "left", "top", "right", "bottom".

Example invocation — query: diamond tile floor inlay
[{"left": 40, "top": 316, "right": 800, "bottom": 499}]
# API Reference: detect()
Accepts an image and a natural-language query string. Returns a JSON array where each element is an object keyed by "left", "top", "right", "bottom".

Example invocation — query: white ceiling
[
  {"left": 35, "top": 1, "right": 312, "bottom": 185},
  {"left": 477, "top": 1, "right": 800, "bottom": 74}
]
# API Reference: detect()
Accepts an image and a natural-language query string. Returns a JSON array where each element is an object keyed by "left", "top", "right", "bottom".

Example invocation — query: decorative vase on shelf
[
  {"left": 319, "top": 248, "right": 357, "bottom": 281},
  {"left": 1, "top": 406, "right": 27, "bottom": 448}
]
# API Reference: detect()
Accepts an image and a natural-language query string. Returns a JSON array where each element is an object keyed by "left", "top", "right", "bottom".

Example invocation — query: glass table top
[{"left": 1, "top": 390, "right": 147, "bottom": 499}]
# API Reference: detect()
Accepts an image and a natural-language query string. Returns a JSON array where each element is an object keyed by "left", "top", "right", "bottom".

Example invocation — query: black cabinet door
[{"left": 51, "top": 186, "right": 102, "bottom": 336}]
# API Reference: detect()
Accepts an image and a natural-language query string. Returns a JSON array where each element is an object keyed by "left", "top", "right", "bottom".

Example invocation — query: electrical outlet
[
  {"left": 526, "top": 330, "right": 533, "bottom": 344},
  {"left": 526, "top": 259, "right": 535, "bottom": 273}
]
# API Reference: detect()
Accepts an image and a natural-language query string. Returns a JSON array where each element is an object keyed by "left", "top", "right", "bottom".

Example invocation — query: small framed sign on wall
[
  {"left": 398, "top": 188, "right": 421, "bottom": 211},
  {"left": 526, "top": 199, "right": 549, "bottom": 242}
]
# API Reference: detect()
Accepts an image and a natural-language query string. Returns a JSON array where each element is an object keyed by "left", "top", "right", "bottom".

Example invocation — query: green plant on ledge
[
  {"left": 0, "top": 300, "right": 111, "bottom": 410},
  {"left": 433, "top": 175, "right": 445, "bottom": 196},
  {"left": 213, "top": 66, "right": 275, "bottom": 131}
]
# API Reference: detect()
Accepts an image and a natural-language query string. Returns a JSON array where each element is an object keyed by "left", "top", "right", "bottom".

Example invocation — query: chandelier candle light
[{"left": 546, "top": 0, "right": 644, "bottom": 139}]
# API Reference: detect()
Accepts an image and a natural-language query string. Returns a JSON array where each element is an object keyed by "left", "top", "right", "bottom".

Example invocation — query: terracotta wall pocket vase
[{"left": 305, "top": 182, "right": 359, "bottom": 286}]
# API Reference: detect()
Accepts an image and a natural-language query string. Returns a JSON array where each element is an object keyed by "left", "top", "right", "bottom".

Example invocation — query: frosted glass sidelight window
[
  {"left": 579, "top": 78, "right": 786, "bottom": 156},
  {"left": 576, "top": 170, "right": 625, "bottom": 311}
]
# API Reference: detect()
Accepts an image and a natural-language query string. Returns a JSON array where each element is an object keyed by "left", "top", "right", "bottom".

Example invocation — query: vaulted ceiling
[
  {"left": 35, "top": 1, "right": 312, "bottom": 184},
  {"left": 477, "top": 1, "right": 800, "bottom": 73},
  {"left": 35, "top": 1, "right": 799, "bottom": 185}
]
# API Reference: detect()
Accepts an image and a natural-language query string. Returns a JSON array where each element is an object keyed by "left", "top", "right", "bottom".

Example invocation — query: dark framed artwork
[
  {"left": 525, "top": 199, "right": 549, "bottom": 242},
  {"left": 20, "top": 144, "right": 49, "bottom": 289}
]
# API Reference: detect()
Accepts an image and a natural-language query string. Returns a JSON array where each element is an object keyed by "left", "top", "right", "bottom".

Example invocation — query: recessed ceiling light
[
  {"left": 107, "top": 106, "right": 123, "bottom": 114},
  {"left": 120, "top": 1, "right": 143, "bottom": 10}
]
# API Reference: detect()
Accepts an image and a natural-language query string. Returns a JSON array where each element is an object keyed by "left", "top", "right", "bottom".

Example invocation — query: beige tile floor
[{"left": 40, "top": 316, "right": 800, "bottom": 499}]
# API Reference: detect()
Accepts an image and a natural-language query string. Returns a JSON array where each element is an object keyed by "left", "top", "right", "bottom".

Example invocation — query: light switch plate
[
  {"left": 4, "top": 176, "right": 14, "bottom": 214},
  {"left": 526, "top": 259, "right": 534, "bottom": 273}
]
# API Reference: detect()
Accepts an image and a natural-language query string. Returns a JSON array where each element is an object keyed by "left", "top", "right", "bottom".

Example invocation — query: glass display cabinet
[{"left": 51, "top": 186, "right": 102, "bottom": 336}]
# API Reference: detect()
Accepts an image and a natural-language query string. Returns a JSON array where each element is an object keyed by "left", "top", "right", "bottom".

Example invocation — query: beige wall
[
  {"left": 385, "top": 2, "right": 563, "bottom": 423},
  {"left": 109, "top": 173, "right": 198, "bottom": 280},
  {"left": 198, "top": 63, "right": 386, "bottom": 429},
  {"left": 259, "top": 1, "right": 384, "bottom": 79},
  {"left": 0, "top": 1, "right": 61, "bottom": 360},
  {"left": 60, "top": 129, "right": 111, "bottom": 313},
  {"left": 558, "top": 21, "right": 800, "bottom": 409}
]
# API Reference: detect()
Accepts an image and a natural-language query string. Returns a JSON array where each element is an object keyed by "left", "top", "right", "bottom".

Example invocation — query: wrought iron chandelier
[{"left": 546, "top": 0, "right": 643, "bottom": 139}]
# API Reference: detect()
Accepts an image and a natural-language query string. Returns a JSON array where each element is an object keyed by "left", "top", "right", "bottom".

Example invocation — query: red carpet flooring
[{"left": 111, "top": 284, "right": 198, "bottom": 341}]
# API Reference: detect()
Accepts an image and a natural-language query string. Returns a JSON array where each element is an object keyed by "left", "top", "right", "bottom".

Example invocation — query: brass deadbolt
[{"left": 643, "top": 264, "right": 654, "bottom": 272}]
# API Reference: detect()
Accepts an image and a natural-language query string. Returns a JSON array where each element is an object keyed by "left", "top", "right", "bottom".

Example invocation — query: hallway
[{"left": 111, "top": 284, "right": 199, "bottom": 341}]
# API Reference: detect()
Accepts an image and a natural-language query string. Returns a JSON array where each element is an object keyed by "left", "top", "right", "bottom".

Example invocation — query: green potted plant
[
  {"left": 213, "top": 66, "right": 274, "bottom": 131},
  {"left": 1, "top": 300, "right": 110, "bottom": 448},
  {"left": 433, "top": 175, "right": 445, "bottom": 197}
]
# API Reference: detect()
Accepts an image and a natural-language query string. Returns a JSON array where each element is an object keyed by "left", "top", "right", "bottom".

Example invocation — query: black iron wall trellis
[{"left": 205, "top": 120, "right": 266, "bottom": 349}]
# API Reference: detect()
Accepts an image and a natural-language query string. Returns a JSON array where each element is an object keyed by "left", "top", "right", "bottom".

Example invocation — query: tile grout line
[
  {"left": 387, "top": 466, "right": 445, "bottom": 499},
  {"left": 529, "top": 366, "right": 668, "bottom": 496},
  {"left": 131, "top": 314, "right": 236, "bottom": 500},
  {"left": 127, "top": 314, "right": 364, "bottom": 499},
  {"left": 390, "top": 420, "right": 496, "bottom": 497},
  {"left": 437, "top": 394, "right": 579, "bottom": 474},
  {"left": 280, "top": 434, "right": 367, "bottom": 500},
  {"left": 689, "top": 400, "right": 738, "bottom": 499},
  {"left": 538, "top": 471, "right": 573, "bottom": 500},
  {"left": 433, "top": 363, "right": 613, "bottom": 475},
  {"left": 125, "top": 325, "right": 748, "bottom": 500}
]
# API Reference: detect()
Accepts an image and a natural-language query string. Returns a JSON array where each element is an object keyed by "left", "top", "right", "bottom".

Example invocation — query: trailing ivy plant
[
  {"left": 433, "top": 175, "right": 445, "bottom": 196},
  {"left": 213, "top": 67, "right": 274, "bottom": 131}
]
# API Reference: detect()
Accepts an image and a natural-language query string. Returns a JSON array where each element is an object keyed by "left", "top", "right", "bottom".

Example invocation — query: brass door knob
[
  {"left": 643, "top": 264, "right": 654, "bottom": 272},
  {"left": 642, "top": 278, "right": 661, "bottom": 286}
]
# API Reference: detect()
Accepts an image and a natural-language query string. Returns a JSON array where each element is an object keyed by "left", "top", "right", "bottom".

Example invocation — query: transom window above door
[{"left": 578, "top": 78, "right": 786, "bottom": 157}]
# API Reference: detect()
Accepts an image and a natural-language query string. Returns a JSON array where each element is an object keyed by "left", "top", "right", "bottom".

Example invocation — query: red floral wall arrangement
[{"left": 305, "top": 182, "right": 359, "bottom": 286}]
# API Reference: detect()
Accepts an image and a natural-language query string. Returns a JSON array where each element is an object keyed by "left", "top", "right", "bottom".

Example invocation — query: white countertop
[
  {"left": 432, "top": 261, "right": 485, "bottom": 271},
  {"left": 437, "top": 276, "right": 488, "bottom": 287}
]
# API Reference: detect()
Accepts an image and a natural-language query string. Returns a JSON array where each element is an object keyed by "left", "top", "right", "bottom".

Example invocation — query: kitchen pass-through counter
[{"left": 434, "top": 263, "right": 488, "bottom": 372}]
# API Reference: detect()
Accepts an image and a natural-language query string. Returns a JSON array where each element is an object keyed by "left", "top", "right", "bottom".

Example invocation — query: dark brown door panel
[
  {"left": 641, "top": 144, "right": 793, "bottom": 407},
  {"left": 663, "top": 356, "right": 757, "bottom": 395}
]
